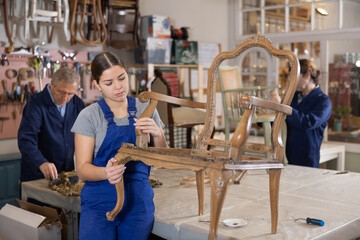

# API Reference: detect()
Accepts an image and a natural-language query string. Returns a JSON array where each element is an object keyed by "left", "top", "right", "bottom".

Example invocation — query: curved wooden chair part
[
  {"left": 106, "top": 34, "right": 299, "bottom": 240},
  {"left": 0, "top": 0, "right": 13, "bottom": 46},
  {"left": 70, "top": 0, "right": 107, "bottom": 46}
]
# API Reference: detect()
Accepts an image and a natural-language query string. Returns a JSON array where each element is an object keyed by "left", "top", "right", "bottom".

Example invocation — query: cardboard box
[
  {"left": 135, "top": 37, "right": 173, "bottom": 64},
  {"left": 141, "top": 15, "right": 171, "bottom": 41},
  {"left": 171, "top": 40, "right": 198, "bottom": 64},
  {"left": 0, "top": 200, "right": 61, "bottom": 240}
]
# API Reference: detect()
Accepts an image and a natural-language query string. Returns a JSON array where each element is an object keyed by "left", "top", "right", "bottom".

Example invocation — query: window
[
  {"left": 238, "top": 0, "right": 360, "bottom": 36},
  {"left": 234, "top": 0, "right": 360, "bottom": 148}
]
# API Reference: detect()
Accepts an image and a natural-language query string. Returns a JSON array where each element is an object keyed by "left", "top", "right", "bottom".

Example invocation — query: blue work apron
[{"left": 79, "top": 97, "right": 154, "bottom": 240}]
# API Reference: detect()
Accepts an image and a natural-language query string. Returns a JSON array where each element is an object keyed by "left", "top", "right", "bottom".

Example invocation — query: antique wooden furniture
[
  {"left": 107, "top": 34, "right": 299, "bottom": 240},
  {"left": 106, "top": 0, "right": 139, "bottom": 49},
  {"left": 151, "top": 69, "right": 206, "bottom": 148},
  {"left": 24, "top": 0, "right": 70, "bottom": 43},
  {"left": 70, "top": 0, "right": 107, "bottom": 46}
]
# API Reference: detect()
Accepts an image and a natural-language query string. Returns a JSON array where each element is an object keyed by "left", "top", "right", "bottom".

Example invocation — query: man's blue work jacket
[
  {"left": 286, "top": 87, "right": 331, "bottom": 168},
  {"left": 18, "top": 84, "right": 84, "bottom": 181}
]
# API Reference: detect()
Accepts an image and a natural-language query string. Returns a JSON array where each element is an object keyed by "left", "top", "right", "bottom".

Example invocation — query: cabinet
[{"left": 0, "top": 153, "right": 21, "bottom": 208}]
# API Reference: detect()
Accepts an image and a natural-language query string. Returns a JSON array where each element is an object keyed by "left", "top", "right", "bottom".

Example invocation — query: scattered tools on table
[
  {"left": 233, "top": 171, "right": 247, "bottom": 184},
  {"left": 292, "top": 216, "right": 324, "bottom": 226}
]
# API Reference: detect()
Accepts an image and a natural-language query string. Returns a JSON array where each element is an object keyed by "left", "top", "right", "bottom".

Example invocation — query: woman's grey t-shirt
[{"left": 71, "top": 98, "right": 163, "bottom": 158}]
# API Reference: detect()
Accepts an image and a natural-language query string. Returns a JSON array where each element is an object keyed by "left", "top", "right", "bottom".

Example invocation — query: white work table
[
  {"left": 21, "top": 165, "right": 360, "bottom": 240},
  {"left": 246, "top": 135, "right": 346, "bottom": 171}
]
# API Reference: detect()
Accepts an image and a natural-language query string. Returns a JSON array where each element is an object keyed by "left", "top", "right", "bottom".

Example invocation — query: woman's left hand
[
  {"left": 105, "top": 158, "right": 126, "bottom": 184},
  {"left": 134, "top": 117, "right": 161, "bottom": 137}
]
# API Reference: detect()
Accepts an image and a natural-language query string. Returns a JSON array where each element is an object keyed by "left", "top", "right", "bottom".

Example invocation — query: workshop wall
[
  {"left": 0, "top": 46, "right": 102, "bottom": 140},
  {"left": 0, "top": 0, "right": 229, "bottom": 154}
]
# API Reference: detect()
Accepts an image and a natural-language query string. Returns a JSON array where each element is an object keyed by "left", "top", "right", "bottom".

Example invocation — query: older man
[{"left": 18, "top": 67, "right": 85, "bottom": 181}]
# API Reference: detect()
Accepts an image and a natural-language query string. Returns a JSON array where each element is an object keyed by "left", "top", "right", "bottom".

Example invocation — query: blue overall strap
[
  {"left": 97, "top": 98, "right": 116, "bottom": 127},
  {"left": 127, "top": 96, "right": 137, "bottom": 120}
]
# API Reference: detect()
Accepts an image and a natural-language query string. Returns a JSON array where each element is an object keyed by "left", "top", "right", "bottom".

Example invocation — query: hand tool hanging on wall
[
  {"left": 44, "top": 57, "right": 51, "bottom": 78},
  {"left": 0, "top": 116, "right": 10, "bottom": 133},
  {"left": 2, "top": 79, "right": 12, "bottom": 101},
  {"left": 31, "top": 56, "right": 45, "bottom": 90},
  {"left": 82, "top": 64, "right": 87, "bottom": 99},
  {"left": 59, "top": 50, "right": 78, "bottom": 61},
  {"left": 52, "top": 61, "right": 60, "bottom": 76},
  {"left": 0, "top": 53, "right": 9, "bottom": 66}
]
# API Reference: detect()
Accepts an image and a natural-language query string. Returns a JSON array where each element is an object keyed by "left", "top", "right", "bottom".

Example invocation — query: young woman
[
  {"left": 271, "top": 59, "right": 331, "bottom": 168},
  {"left": 71, "top": 52, "right": 167, "bottom": 239}
]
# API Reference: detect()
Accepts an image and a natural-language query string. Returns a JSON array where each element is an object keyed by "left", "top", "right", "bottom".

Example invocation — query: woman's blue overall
[{"left": 79, "top": 97, "right": 154, "bottom": 240}]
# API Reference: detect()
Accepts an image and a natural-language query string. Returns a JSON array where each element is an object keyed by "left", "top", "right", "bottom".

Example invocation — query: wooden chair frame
[
  {"left": 24, "top": 0, "right": 70, "bottom": 42},
  {"left": 106, "top": 34, "right": 299, "bottom": 240},
  {"left": 70, "top": 0, "right": 107, "bottom": 46}
]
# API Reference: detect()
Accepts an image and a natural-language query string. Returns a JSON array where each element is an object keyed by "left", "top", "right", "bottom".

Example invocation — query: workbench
[{"left": 21, "top": 165, "right": 360, "bottom": 240}]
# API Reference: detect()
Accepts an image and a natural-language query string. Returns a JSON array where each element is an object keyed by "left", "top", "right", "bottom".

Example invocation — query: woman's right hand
[{"left": 105, "top": 158, "right": 126, "bottom": 184}]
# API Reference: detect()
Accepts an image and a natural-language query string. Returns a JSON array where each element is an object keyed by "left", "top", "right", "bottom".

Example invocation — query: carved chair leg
[
  {"left": 195, "top": 170, "right": 204, "bottom": 215},
  {"left": 269, "top": 169, "right": 281, "bottom": 234},
  {"left": 106, "top": 152, "right": 132, "bottom": 221},
  {"left": 207, "top": 169, "right": 232, "bottom": 240},
  {"left": 106, "top": 177, "right": 125, "bottom": 221}
]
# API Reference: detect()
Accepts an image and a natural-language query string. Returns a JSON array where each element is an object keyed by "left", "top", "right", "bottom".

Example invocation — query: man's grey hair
[{"left": 52, "top": 67, "right": 80, "bottom": 86}]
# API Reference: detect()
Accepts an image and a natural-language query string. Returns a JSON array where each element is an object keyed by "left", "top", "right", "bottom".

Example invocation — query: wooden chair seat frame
[{"left": 106, "top": 34, "right": 299, "bottom": 240}]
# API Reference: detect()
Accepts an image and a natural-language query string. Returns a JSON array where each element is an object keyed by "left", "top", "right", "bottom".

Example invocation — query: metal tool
[
  {"left": 0, "top": 116, "right": 10, "bottom": 132},
  {"left": 292, "top": 216, "right": 324, "bottom": 226}
]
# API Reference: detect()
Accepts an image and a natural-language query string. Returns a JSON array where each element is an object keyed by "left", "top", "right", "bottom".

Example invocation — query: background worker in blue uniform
[
  {"left": 71, "top": 52, "right": 167, "bottom": 240},
  {"left": 271, "top": 59, "right": 331, "bottom": 168},
  {"left": 18, "top": 67, "right": 84, "bottom": 181}
]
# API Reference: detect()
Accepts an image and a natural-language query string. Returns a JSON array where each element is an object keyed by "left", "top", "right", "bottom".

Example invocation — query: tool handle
[{"left": 306, "top": 218, "right": 324, "bottom": 226}]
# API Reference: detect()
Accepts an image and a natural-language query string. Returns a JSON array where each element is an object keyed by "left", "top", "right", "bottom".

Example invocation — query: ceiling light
[
  {"left": 316, "top": 7, "right": 328, "bottom": 16},
  {"left": 356, "top": 60, "right": 360, "bottom": 68}
]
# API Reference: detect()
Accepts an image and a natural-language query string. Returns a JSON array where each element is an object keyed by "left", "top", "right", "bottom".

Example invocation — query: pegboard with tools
[{"left": 0, "top": 47, "right": 102, "bottom": 139}]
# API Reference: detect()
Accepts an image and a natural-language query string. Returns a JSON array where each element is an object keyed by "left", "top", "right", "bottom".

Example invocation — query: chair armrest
[
  {"left": 221, "top": 84, "right": 280, "bottom": 93},
  {"left": 138, "top": 91, "right": 206, "bottom": 109},
  {"left": 239, "top": 95, "right": 292, "bottom": 115}
]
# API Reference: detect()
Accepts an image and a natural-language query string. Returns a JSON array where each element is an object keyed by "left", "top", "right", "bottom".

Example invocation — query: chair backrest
[
  {"left": 151, "top": 70, "right": 172, "bottom": 125},
  {"left": 197, "top": 34, "right": 299, "bottom": 163},
  {"left": 218, "top": 65, "right": 280, "bottom": 119}
]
